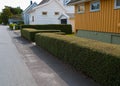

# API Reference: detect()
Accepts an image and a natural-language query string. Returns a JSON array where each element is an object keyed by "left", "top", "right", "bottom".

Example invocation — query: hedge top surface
[
  {"left": 22, "top": 24, "right": 72, "bottom": 34},
  {"left": 36, "top": 33, "right": 120, "bottom": 57},
  {"left": 22, "top": 28, "right": 37, "bottom": 31},
  {"left": 22, "top": 28, "right": 61, "bottom": 32}
]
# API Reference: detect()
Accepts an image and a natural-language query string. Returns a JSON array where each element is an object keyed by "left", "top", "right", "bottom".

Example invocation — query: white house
[
  {"left": 58, "top": 13, "right": 75, "bottom": 32},
  {"left": 22, "top": 1, "right": 37, "bottom": 25},
  {"left": 28, "top": 0, "right": 74, "bottom": 25}
]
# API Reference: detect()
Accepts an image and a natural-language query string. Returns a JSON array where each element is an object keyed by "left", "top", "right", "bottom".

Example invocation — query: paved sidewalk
[
  {"left": 0, "top": 26, "right": 38, "bottom": 86},
  {"left": 0, "top": 25, "right": 100, "bottom": 86},
  {"left": 11, "top": 28, "right": 100, "bottom": 86}
]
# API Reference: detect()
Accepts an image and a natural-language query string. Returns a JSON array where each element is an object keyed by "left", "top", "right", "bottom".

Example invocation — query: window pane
[
  {"left": 91, "top": 1, "right": 100, "bottom": 11},
  {"left": 42, "top": 12, "right": 47, "bottom": 15},
  {"left": 116, "top": 0, "right": 120, "bottom": 6},
  {"left": 55, "top": 12, "right": 59, "bottom": 15},
  {"left": 32, "top": 16, "right": 34, "bottom": 22},
  {"left": 78, "top": 4, "right": 85, "bottom": 13}
]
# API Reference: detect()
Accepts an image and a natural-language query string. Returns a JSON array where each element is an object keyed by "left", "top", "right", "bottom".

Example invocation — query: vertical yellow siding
[
  {"left": 69, "top": 18, "right": 75, "bottom": 32},
  {"left": 75, "top": 0, "right": 120, "bottom": 33}
]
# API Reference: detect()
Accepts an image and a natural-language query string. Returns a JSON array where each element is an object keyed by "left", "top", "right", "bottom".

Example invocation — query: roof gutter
[{"left": 68, "top": 0, "right": 92, "bottom": 5}]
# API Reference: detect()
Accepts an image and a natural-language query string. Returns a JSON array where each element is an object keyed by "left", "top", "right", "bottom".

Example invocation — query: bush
[
  {"left": 22, "top": 24, "right": 72, "bottom": 34},
  {"left": 35, "top": 33, "right": 120, "bottom": 86},
  {"left": 21, "top": 28, "right": 61, "bottom": 42},
  {"left": 9, "top": 24, "right": 16, "bottom": 30},
  {"left": 15, "top": 25, "right": 22, "bottom": 30},
  {"left": 9, "top": 24, "right": 22, "bottom": 30}
]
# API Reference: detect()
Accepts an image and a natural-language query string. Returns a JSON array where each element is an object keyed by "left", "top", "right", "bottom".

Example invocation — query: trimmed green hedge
[
  {"left": 22, "top": 24, "right": 72, "bottom": 34},
  {"left": 21, "top": 28, "right": 61, "bottom": 42},
  {"left": 35, "top": 33, "right": 120, "bottom": 86}
]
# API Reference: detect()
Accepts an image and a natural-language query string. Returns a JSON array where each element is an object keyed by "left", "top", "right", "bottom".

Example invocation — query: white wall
[{"left": 29, "top": 0, "right": 66, "bottom": 25}]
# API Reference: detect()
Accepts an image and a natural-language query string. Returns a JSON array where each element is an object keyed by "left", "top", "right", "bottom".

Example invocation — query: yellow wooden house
[{"left": 69, "top": 0, "right": 120, "bottom": 44}]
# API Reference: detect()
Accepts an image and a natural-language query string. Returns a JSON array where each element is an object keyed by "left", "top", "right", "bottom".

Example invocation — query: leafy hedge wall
[
  {"left": 22, "top": 24, "right": 72, "bottom": 34},
  {"left": 21, "top": 28, "right": 61, "bottom": 42},
  {"left": 21, "top": 28, "right": 40, "bottom": 41},
  {"left": 35, "top": 33, "right": 120, "bottom": 86}
]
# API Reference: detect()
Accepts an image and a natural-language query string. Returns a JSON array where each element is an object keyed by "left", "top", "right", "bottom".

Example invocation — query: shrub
[
  {"left": 22, "top": 24, "right": 72, "bottom": 34},
  {"left": 21, "top": 28, "right": 61, "bottom": 42},
  {"left": 9, "top": 24, "right": 16, "bottom": 30},
  {"left": 35, "top": 33, "right": 120, "bottom": 86},
  {"left": 9, "top": 24, "right": 22, "bottom": 30},
  {"left": 15, "top": 25, "right": 22, "bottom": 30}
]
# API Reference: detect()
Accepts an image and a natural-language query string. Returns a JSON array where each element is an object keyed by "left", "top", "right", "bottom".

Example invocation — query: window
[
  {"left": 42, "top": 12, "right": 47, "bottom": 15},
  {"left": 32, "top": 16, "right": 34, "bottom": 22},
  {"left": 77, "top": 3, "right": 85, "bottom": 13},
  {"left": 55, "top": 12, "right": 59, "bottom": 15},
  {"left": 61, "top": 19, "right": 67, "bottom": 24},
  {"left": 90, "top": 0, "right": 100, "bottom": 12},
  {"left": 115, "top": 0, "right": 120, "bottom": 9}
]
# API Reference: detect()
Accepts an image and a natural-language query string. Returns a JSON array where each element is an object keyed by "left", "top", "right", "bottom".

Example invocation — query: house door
[{"left": 61, "top": 19, "right": 67, "bottom": 24}]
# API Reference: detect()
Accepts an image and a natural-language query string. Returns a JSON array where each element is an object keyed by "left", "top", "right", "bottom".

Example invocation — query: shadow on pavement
[{"left": 13, "top": 35, "right": 100, "bottom": 86}]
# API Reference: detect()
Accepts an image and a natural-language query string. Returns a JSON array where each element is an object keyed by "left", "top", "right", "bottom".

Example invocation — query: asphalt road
[
  {"left": 0, "top": 26, "right": 38, "bottom": 86},
  {"left": 0, "top": 25, "right": 100, "bottom": 86}
]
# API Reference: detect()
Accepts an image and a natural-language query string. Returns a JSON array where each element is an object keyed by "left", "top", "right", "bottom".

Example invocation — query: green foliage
[
  {"left": 1, "top": 6, "right": 23, "bottom": 24},
  {"left": 0, "top": 14, "right": 2, "bottom": 24},
  {"left": 22, "top": 24, "right": 72, "bottom": 34},
  {"left": 21, "top": 28, "right": 61, "bottom": 42},
  {"left": 15, "top": 25, "right": 22, "bottom": 30},
  {"left": 35, "top": 33, "right": 120, "bottom": 86},
  {"left": 9, "top": 24, "right": 16, "bottom": 30},
  {"left": 1, "top": 6, "right": 13, "bottom": 24},
  {"left": 9, "top": 24, "right": 22, "bottom": 30},
  {"left": 9, "top": 7, "right": 23, "bottom": 15}
]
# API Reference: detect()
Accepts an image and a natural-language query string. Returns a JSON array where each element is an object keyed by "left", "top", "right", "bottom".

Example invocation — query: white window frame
[
  {"left": 77, "top": 3, "right": 85, "bottom": 14},
  {"left": 90, "top": 0, "right": 100, "bottom": 12},
  {"left": 114, "top": 0, "right": 120, "bottom": 9}
]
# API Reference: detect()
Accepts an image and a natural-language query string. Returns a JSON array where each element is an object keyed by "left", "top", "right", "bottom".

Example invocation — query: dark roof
[{"left": 38, "top": 0, "right": 50, "bottom": 5}]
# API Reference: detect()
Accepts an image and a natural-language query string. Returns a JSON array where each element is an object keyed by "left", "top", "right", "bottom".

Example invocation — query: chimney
[{"left": 30, "top": 0, "right": 33, "bottom": 5}]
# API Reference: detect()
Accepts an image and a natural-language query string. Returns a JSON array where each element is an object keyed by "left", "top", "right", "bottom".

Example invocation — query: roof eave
[{"left": 68, "top": 0, "right": 92, "bottom": 5}]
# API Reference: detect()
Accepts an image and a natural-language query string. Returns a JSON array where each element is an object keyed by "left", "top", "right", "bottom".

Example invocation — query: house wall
[
  {"left": 75, "top": 0, "right": 120, "bottom": 34},
  {"left": 23, "top": 3, "right": 37, "bottom": 25},
  {"left": 77, "top": 30, "right": 120, "bottom": 44},
  {"left": 23, "top": 14, "right": 29, "bottom": 25},
  {"left": 69, "top": 18, "right": 75, "bottom": 32},
  {"left": 29, "top": 0, "right": 66, "bottom": 25},
  {"left": 75, "top": 0, "right": 120, "bottom": 44}
]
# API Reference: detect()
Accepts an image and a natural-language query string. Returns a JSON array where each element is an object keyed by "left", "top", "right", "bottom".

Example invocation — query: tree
[
  {"left": 1, "top": 6, "right": 12, "bottom": 24},
  {"left": 0, "top": 13, "right": 2, "bottom": 24},
  {"left": 0, "top": 6, "right": 23, "bottom": 25},
  {"left": 10, "top": 7, "right": 23, "bottom": 15}
]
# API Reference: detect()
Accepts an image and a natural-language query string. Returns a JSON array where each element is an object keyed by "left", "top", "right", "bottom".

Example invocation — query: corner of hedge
[
  {"left": 35, "top": 33, "right": 120, "bottom": 86},
  {"left": 21, "top": 28, "right": 42, "bottom": 42}
]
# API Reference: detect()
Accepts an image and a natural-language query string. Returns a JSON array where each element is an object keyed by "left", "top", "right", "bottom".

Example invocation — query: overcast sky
[{"left": 0, "top": 0, "right": 42, "bottom": 12}]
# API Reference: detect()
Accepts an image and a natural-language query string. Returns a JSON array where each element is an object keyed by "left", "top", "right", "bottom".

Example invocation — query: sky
[{"left": 0, "top": 0, "right": 42, "bottom": 12}]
